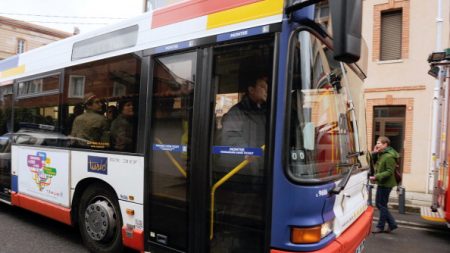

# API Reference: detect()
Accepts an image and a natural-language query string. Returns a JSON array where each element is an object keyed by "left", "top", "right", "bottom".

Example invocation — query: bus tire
[{"left": 78, "top": 184, "right": 123, "bottom": 253}]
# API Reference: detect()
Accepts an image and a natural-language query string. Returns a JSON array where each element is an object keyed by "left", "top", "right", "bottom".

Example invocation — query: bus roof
[{"left": 0, "top": 0, "right": 283, "bottom": 84}]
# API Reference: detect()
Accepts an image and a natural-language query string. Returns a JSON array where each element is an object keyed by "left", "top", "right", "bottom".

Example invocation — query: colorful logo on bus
[
  {"left": 88, "top": 156, "right": 108, "bottom": 175},
  {"left": 27, "top": 152, "right": 57, "bottom": 191}
]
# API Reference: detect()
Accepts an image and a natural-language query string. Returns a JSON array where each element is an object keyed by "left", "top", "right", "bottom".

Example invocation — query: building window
[
  {"left": 17, "top": 39, "right": 26, "bottom": 54},
  {"left": 113, "top": 82, "right": 126, "bottom": 96},
  {"left": 17, "top": 79, "right": 43, "bottom": 97},
  {"left": 68, "top": 75, "right": 85, "bottom": 98},
  {"left": 314, "top": 2, "right": 330, "bottom": 30},
  {"left": 380, "top": 10, "right": 402, "bottom": 61},
  {"left": 373, "top": 0, "right": 409, "bottom": 61}
]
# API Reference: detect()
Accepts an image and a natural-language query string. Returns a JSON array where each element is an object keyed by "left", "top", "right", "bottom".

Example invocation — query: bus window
[
  {"left": 210, "top": 40, "right": 273, "bottom": 252},
  {"left": 13, "top": 74, "right": 62, "bottom": 146},
  {"left": 288, "top": 30, "right": 358, "bottom": 182},
  {"left": 0, "top": 84, "right": 12, "bottom": 201},
  {"left": 63, "top": 54, "right": 141, "bottom": 152},
  {"left": 0, "top": 85, "right": 12, "bottom": 135}
]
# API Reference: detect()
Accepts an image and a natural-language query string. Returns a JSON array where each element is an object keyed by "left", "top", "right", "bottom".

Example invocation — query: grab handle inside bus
[{"left": 210, "top": 145, "right": 265, "bottom": 240}]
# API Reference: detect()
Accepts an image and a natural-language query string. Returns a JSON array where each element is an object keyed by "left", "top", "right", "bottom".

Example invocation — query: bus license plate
[{"left": 355, "top": 240, "right": 365, "bottom": 253}]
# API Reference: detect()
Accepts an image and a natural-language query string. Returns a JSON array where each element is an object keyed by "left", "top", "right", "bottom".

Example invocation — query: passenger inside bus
[
  {"left": 106, "top": 105, "right": 118, "bottom": 126},
  {"left": 212, "top": 57, "right": 270, "bottom": 252},
  {"left": 214, "top": 72, "right": 268, "bottom": 216},
  {"left": 110, "top": 98, "right": 135, "bottom": 152},
  {"left": 65, "top": 103, "right": 84, "bottom": 135},
  {"left": 70, "top": 93, "right": 110, "bottom": 148}
]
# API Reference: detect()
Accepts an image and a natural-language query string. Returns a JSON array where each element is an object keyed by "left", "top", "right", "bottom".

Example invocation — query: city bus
[{"left": 0, "top": 0, "right": 373, "bottom": 252}]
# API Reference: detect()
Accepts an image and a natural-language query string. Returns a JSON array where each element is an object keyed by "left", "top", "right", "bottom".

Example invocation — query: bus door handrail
[
  {"left": 210, "top": 145, "right": 265, "bottom": 240},
  {"left": 154, "top": 137, "right": 187, "bottom": 178}
]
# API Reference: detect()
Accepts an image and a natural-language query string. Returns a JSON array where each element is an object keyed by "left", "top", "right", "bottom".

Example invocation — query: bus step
[
  {"left": 0, "top": 189, "right": 11, "bottom": 203},
  {"left": 420, "top": 206, "right": 446, "bottom": 223}
]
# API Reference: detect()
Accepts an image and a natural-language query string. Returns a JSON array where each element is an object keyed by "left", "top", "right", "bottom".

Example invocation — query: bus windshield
[{"left": 288, "top": 30, "right": 358, "bottom": 182}]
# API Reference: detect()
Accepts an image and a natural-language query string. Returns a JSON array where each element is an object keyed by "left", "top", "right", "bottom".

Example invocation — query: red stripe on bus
[
  {"left": 122, "top": 227, "right": 144, "bottom": 251},
  {"left": 271, "top": 206, "right": 374, "bottom": 253},
  {"left": 11, "top": 193, "right": 72, "bottom": 225},
  {"left": 151, "top": 0, "right": 261, "bottom": 28}
]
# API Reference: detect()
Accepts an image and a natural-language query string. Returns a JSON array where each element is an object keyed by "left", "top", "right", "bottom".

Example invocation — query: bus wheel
[{"left": 78, "top": 184, "right": 123, "bottom": 253}]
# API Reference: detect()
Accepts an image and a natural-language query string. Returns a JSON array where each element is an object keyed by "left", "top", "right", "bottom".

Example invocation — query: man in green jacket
[
  {"left": 71, "top": 94, "right": 110, "bottom": 148},
  {"left": 370, "top": 136, "right": 399, "bottom": 233}
]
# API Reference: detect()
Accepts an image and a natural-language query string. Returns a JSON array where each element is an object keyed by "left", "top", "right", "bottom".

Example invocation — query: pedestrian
[{"left": 370, "top": 136, "right": 399, "bottom": 233}]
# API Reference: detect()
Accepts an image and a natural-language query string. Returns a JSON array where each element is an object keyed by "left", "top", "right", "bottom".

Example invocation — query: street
[
  {"left": 0, "top": 203, "right": 137, "bottom": 253},
  {"left": 0, "top": 203, "right": 449, "bottom": 253},
  {"left": 365, "top": 209, "right": 450, "bottom": 253}
]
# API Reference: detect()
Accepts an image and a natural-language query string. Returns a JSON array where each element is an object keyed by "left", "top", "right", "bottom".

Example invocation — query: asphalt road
[
  {"left": 365, "top": 212, "right": 450, "bottom": 253},
  {"left": 0, "top": 203, "right": 449, "bottom": 253},
  {"left": 0, "top": 203, "right": 86, "bottom": 253},
  {"left": 0, "top": 203, "right": 137, "bottom": 253}
]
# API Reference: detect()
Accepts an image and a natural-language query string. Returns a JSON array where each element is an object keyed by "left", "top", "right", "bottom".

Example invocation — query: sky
[{"left": 0, "top": 0, "right": 146, "bottom": 34}]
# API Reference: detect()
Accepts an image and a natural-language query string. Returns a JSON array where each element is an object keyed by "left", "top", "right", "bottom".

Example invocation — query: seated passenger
[
  {"left": 71, "top": 94, "right": 109, "bottom": 148},
  {"left": 110, "top": 98, "right": 135, "bottom": 152},
  {"left": 65, "top": 103, "right": 84, "bottom": 135},
  {"left": 106, "top": 105, "right": 118, "bottom": 126}
]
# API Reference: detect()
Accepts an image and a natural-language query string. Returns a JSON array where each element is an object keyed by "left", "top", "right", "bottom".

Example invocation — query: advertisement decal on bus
[{"left": 15, "top": 146, "right": 70, "bottom": 207}]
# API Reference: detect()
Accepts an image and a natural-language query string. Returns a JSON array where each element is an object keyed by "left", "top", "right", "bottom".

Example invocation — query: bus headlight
[
  {"left": 320, "top": 220, "right": 334, "bottom": 238},
  {"left": 291, "top": 220, "right": 334, "bottom": 244}
]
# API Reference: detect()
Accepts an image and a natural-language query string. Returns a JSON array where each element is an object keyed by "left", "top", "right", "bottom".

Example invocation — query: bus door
[
  {"left": 146, "top": 38, "right": 274, "bottom": 253},
  {"left": 209, "top": 39, "right": 274, "bottom": 253},
  {"left": 147, "top": 51, "right": 197, "bottom": 252}
]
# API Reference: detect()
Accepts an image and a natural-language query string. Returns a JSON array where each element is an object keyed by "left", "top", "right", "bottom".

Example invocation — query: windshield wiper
[
  {"left": 346, "top": 151, "right": 364, "bottom": 158},
  {"left": 329, "top": 163, "right": 358, "bottom": 195}
]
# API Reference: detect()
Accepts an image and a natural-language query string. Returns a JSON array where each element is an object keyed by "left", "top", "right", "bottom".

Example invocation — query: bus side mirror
[{"left": 330, "top": 0, "right": 362, "bottom": 63}]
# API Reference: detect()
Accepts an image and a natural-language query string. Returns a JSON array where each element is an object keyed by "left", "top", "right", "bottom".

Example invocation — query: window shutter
[{"left": 380, "top": 10, "right": 402, "bottom": 61}]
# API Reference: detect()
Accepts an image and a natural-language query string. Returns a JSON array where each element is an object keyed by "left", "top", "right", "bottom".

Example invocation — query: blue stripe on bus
[
  {"left": 152, "top": 144, "right": 187, "bottom": 153},
  {"left": 11, "top": 175, "right": 18, "bottom": 192},
  {"left": 270, "top": 6, "right": 339, "bottom": 251},
  {"left": 212, "top": 146, "right": 263, "bottom": 156},
  {"left": 0, "top": 55, "right": 19, "bottom": 72},
  {"left": 216, "top": 25, "right": 270, "bottom": 42},
  {"left": 154, "top": 41, "right": 194, "bottom": 54}
]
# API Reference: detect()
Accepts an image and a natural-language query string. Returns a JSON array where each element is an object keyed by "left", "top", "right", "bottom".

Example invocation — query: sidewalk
[
  {"left": 368, "top": 185, "right": 432, "bottom": 212},
  {"left": 371, "top": 205, "right": 449, "bottom": 231}
]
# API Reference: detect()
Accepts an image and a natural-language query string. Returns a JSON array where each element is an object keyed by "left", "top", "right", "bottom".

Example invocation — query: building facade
[
  {"left": 362, "top": 0, "right": 450, "bottom": 205},
  {"left": 0, "top": 16, "right": 70, "bottom": 60}
]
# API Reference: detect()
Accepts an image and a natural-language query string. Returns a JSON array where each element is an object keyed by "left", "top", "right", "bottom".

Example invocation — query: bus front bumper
[{"left": 271, "top": 206, "right": 374, "bottom": 253}]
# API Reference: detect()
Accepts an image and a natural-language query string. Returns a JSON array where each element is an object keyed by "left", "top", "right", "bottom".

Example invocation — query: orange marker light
[
  {"left": 291, "top": 226, "right": 322, "bottom": 244},
  {"left": 126, "top": 208, "right": 135, "bottom": 216}
]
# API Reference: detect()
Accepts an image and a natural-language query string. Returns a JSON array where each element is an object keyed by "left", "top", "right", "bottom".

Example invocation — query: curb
[
  {"left": 372, "top": 216, "right": 448, "bottom": 231},
  {"left": 372, "top": 216, "right": 426, "bottom": 228}
]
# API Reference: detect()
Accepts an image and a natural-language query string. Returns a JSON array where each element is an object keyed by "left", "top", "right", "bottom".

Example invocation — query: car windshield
[{"left": 287, "top": 30, "right": 358, "bottom": 182}]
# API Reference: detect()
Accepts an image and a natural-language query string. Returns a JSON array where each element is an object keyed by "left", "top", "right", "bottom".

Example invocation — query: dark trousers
[{"left": 375, "top": 186, "right": 397, "bottom": 230}]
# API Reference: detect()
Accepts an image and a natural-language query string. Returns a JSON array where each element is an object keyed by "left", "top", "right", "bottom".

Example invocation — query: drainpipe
[{"left": 429, "top": 0, "right": 444, "bottom": 207}]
